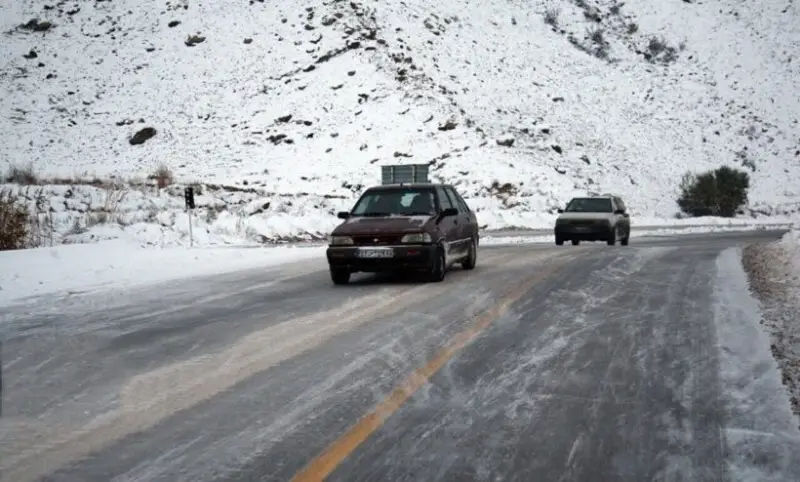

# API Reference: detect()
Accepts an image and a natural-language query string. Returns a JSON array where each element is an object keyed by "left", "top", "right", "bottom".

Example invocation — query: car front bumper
[
  {"left": 555, "top": 223, "right": 612, "bottom": 241},
  {"left": 326, "top": 244, "right": 436, "bottom": 273}
]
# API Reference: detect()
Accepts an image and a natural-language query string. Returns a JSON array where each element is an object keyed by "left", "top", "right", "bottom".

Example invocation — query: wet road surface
[{"left": 1, "top": 230, "right": 798, "bottom": 482}]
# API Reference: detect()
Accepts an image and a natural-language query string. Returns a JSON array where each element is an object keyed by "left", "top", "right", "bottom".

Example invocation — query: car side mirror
[
  {"left": 557, "top": 208, "right": 564, "bottom": 213},
  {"left": 337, "top": 211, "right": 350, "bottom": 219},
  {"left": 614, "top": 209, "right": 625, "bottom": 215},
  {"left": 440, "top": 207, "right": 458, "bottom": 217}
]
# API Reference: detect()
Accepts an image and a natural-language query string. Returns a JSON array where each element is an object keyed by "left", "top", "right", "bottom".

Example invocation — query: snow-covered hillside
[{"left": 1, "top": 0, "right": 799, "bottom": 244}]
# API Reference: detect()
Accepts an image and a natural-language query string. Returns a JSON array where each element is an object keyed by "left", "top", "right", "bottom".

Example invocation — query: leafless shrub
[
  {"left": 26, "top": 186, "right": 55, "bottom": 248},
  {"left": 150, "top": 164, "right": 174, "bottom": 189},
  {"left": 0, "top": 189, "right": 29, "bottom": 250},
  {"left": 626, "top": 22, "right": 639, "bottom": 34},
  {"left": 586, "top": 27, "right": 609, "bottom": 59},
  {"left": 583, "top": 9, "right": 602, "bottom": 22},
  {"left": 647, "top": 36, "right": 668, "bottom": 55},
  {"left": 103, "top": 187, "right": 129, "bottom": 213},
  {"left": 646, "top": 35, "right": 679, "bottom": 64},
  {"left": 0, "top": 187, "right": 54, "bottom": 250},
  {"left": 4, "top": 163, "right": 38, "bottom": 185},
  {"left": 588, "top": 27, "right": 605, "bottom": 44},
  {"left": 544, "top": 8, "right": 560, "bottom": 27}
]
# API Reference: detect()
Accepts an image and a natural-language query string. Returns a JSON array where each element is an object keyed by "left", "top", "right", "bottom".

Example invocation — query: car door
[
  {"left": 614, "top": 196, "right": 630, "bottom": 237},
  {"left": 434, "top": 186, "right": 461, "bottom": 259},
  {"left": 446, "top": 186, "right": 477, "bottom": 247}
]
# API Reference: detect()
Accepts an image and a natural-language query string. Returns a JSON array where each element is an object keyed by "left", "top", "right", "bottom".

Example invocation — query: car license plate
[{"left": 357, "top": 247, "right": 394, "bottom": 258}]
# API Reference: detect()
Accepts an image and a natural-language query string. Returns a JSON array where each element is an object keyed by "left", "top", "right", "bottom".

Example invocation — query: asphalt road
[{"left": 0, "top": 230, "right": 794, "bottom": 482}]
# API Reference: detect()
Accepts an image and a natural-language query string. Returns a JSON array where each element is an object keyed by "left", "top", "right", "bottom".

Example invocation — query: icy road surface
[{"left": 2, "top": 231, "right": 800, "bottom": 482}]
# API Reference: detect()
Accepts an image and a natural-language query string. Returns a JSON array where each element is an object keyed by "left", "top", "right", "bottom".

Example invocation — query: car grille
[
  {"left": 353, "top": 234, "right": 404, "bottom": 246},
  {"left": 570, "top": 220, "right": 601, "bottom": 227}
]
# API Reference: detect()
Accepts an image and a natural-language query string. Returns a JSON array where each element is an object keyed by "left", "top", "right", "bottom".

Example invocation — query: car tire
[
  {"left": 330, "top": 268, "right": 350, "bottom": 285},
  {"left": 461, "top": 237, "right": 477, "bottom": 270},
  {"left": 621, "top": 234, "right": 629, "bottom": 246},
  {"left": 555, "top": 235, "right": 564, "bottom": 246},
  {"left": 571, "top": 239, "right": 580, "bottom": 246},
  {"left": 429, "top": 247, "right": 446, "bottom": 282},
  {"left": 607, "top": 227, "right": 616, "bottom": 246}
]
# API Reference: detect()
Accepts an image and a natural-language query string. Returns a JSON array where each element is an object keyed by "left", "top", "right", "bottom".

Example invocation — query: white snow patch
[
  {"left": 712, "top": 247, "right": 800, "bottom": 481},
  {"left": 479, "top": 222, "right": 793, "bottom": 246},
  {"left": 0, "top": 240, "right": 326, "bottom": 306}
]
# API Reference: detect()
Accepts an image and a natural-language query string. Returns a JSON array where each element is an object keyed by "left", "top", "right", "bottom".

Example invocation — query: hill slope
[{"left": 1, "top": 0, "right": 799, "bottom": 244}]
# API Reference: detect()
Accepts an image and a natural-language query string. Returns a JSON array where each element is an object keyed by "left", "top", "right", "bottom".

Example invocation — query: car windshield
[
  {"left": 350, "top": 188, "right": 437, "bottom": 216},
  {"left": 564, "top": 197, "right": 613, "bottom": 213}
]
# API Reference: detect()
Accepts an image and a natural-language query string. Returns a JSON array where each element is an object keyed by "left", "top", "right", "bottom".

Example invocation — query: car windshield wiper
[
  {"left": 400, "top": 211, "right": 433, "bottom": 216},
  {"left": 362, "top": 212, "right": 391, "bottom": 217}
]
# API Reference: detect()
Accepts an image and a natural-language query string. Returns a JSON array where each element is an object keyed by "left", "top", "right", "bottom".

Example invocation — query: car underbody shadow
[{"left": 345, "top": 265, "right": 474, "bottom": 286}]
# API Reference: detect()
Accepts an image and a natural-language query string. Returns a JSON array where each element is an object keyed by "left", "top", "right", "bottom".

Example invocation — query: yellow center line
[{"left": 290, "top": 259, "right": 569, "bottom": 482}]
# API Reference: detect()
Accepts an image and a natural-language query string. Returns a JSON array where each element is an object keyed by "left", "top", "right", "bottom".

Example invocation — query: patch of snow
[
  {"left": 1, "top": 0, "right": 799, "bottom": 245},
  {"left": 479, "top": 223, "right": 793, "bottom": 246},
  {"left": 0, "top": 239, "right": 326, "bottom": 306},
  {"left": 2, "top": 183, "right": 795, "bottom": 249},
  {"left": 740, "top": 226, "right": 800, "bottom": 422},
  {"left": 481, "top": 235, "right": 553, "bottom": 246},
  {"left": 713, "top": 247, "right": 800, "bottom": 480}
]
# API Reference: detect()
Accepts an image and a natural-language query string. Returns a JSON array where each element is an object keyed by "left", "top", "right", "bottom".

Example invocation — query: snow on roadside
[
  {"left": 0, "top": 239, "right": 326, "bottom": 307},
  {"left": 713, "top": 247, "right": 800, "bottom": 480},
  {"left": 3, "top": 181, "right": 796, "bottom": 249},
  {"left": 740, "top": 227, "right": 800, "bottom": 422},
  {"left": 479, "top": 223, "right": 794, "bottom": 246}
]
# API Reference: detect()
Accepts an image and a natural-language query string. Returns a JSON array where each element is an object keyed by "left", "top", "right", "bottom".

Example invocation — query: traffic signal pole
[{"left": 184, "top": 186, "right": 195, "bottom": 248}]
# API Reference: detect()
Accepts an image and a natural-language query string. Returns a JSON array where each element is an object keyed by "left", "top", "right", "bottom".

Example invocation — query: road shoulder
[{"left": 740, "top": 233, "right": 800, "bottom": 422}]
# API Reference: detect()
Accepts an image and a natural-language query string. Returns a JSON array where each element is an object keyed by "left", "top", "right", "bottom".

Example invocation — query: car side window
[
  {"left": 446, "top": 187, "right": 470, "bottom": 213},
  {"left": 616, "top": 197, "right": 626, "bottom": 212},
  {"left": 435, "top": 186, "right": 454, "bottom": 211}
]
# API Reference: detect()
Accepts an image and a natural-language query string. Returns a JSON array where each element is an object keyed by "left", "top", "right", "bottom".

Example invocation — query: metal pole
[{"left": 188, "top": 208, "right": 194, "bottom": 248}]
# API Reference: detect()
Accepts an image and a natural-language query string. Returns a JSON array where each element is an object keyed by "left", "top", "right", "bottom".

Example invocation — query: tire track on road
[{"left": 1, "top": 247, "right": 573, "bottom": 482}]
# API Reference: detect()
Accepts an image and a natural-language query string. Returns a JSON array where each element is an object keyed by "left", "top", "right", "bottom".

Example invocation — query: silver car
[{"left": 554, "top": 195, "right": 631, "bottom": 246}]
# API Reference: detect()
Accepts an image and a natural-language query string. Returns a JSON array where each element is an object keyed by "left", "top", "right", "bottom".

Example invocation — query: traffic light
[{"left": 184, "top": 186, "right": 195, "bottom": 209}]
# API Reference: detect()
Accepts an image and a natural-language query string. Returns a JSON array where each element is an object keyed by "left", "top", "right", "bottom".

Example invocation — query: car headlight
[
  {"left": 401, "top": 233, "right": 432, "bottom": 243},
  {"left": 328, "top": 235, "right": 354, "bottom": 245}
]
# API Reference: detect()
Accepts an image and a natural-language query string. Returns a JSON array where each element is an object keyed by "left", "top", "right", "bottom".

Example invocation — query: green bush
[{"left": 677, "top": 166, "right": 750, "bottom": 217}]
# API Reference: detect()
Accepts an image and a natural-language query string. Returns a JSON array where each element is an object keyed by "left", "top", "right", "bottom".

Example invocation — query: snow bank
[
  {"left": 0, "top": 240, "right": 326, "bottom": 306},
  {"left": 713, "top": 248, "right": 800, "bottom": 480},
  {"left": 2, "top": 181, "right": 794, "bottom": 248},
  {"left": 479, "top": 222, "right": 793, "bottom": 246},
  {"left": 740, "top": 225, "right": 800, "bottom": 424}
]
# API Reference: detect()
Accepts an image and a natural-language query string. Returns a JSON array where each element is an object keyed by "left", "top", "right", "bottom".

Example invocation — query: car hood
[
  {"left": 333, "top": 215, "right": 434, "bottom": 235},
  {"left": 557, "top": 212, "right": 612, "bottom": 221}
]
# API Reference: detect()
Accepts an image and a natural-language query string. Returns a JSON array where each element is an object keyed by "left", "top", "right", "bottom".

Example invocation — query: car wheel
[
  {"left": 555, "top": 235, "right": 564, "bottom": 246},
  {"left": 429, "top": 247, "right": 446, "bottom": 282},
  {"left": 607, "top": 227, "right": 616, "bottom": 246},
  {"left": 461, "top": 237, "right": 477, "bottom": 270},
  {"left": 621, "top": 234, "right": 629, "bottom": 246},
  {"left": 330, "top": 268, "right": 350, "bottom": 285},
  {"left": 571, "top": 239, "right": 580, "bottom": 246}
]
